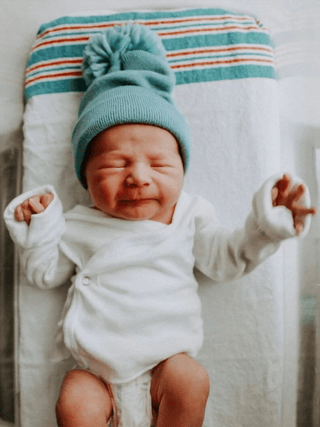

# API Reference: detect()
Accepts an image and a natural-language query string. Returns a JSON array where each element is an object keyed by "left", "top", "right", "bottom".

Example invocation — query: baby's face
[{"left": 84, "top": 124, "right": 184, "bottom": 224}]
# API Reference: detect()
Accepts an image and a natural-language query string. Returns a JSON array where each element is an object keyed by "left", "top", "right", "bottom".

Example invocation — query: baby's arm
[
  {"left": 14, "top": 192, "right": 54, "bottom": 225},
  {"left": 4, "top": 185, "right": 74, "bottom": 289},
  {"left": 194, "top": 173, "right": 316, "bottom": 282}
]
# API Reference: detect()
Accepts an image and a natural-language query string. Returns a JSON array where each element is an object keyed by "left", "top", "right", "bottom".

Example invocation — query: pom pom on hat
[
  {"left": 72, "top": 23, "right": 191, "bottom": 188},
  {"left": 82, "top": 24, "right": 167, "bottom": 86}
]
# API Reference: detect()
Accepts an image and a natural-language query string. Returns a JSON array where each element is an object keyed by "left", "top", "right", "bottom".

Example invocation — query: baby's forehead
[{"left": 90, "top": 124, "right": 180, "bottom": 156}]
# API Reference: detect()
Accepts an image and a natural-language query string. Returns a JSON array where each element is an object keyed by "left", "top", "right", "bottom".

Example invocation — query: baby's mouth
[{"left": 119, "top": 198, "right": 155, "bottom": 205}]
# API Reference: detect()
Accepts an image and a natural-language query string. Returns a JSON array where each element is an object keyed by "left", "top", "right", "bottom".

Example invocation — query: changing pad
[{"left": 18, "top": 8, "right": 283, "bottom": 427}]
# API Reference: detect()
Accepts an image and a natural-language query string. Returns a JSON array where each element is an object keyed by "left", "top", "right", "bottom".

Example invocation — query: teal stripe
[
  {"left": 25, "top": 8, "right": 274, "bottom": 100},
  {"left": 39, "top": 30, "right": 106, "bottom": 40},
  {"left": 27, "top": 65, "right": 80, "bottom": 78},
  {"left": 27, "top": 45, "right": 86, "bottom": 68},
  {"left": 37, "top": 8, "right": 249, "bottom": 34},
  {"left": 26, "top": 31, "right": 271, "bottom": 69},
  {"left": 27, "top": 65, "right": 81, "bottom": 79},
  {"left": 40, "top": 20, "right": 258, "bottom": 41},
  {"left": 41, "top": 30, "right": 106, "bottom": 40},
  {"left": 168, "top": 52, "right": 273, "bottom": 64},
  {"left": 25, "top": 78, "right": 87, "bottom": 99},
  {"left": 25, "top": 65, "right": 275, "bottom": 100},
  {"left": 27, "top": 56, "right": 272, "bottom": 81},
  {"left": 163, "top": 32, "right": 272, "bottom": 51},
  {"left": 175, "top": 65, "right": 276, "bottom": 84}
]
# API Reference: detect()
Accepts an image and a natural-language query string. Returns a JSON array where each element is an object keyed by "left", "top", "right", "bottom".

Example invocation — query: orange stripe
[
  {"left": 26, "top": 70, "right": 83, "bottom": 85},
  {"left": 171, "top": 57, "right": 274, "bottom": 69},
  {"left": 32, "top": 25, "right": 262, "bottom": 52},
  {"left": 27, "top": 58, "right": 82, "bottom": 73},
  {"left": 26, "top": 57, "right": 273, "bottom": 86},
  {"left": 140, "top": 16, "right": 250, "bottom": 26},
  {"left": 37, "top": 15, "right": 251, "bottom": 39},
  {"left": 27, "top": 44, "right": 272, "bottom": 69},
  {"left": 167, "top": 45, "right": 272, "bottom": 58},
  {"left": 37, "top": 22, "right": 117, "bottom": 39},
  {"left": 27, "top": 45, "right": 273, "bottom": 76},
  {"left": 34, "top": 36, "right": 90, "bottom": 50},
  {"left": 159, "top": 25, "right": 261, "bottom": 37}
]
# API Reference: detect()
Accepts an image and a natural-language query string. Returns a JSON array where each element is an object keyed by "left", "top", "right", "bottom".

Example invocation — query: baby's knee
[
  {"left": 152, "top": 353, "right": 210, "bottom": 409},
  {"left": 168, "top": 354, "right": 210, "bottom": 401},
  {"left": 56, "top": 369, "right": 112, "bottom": 426}
]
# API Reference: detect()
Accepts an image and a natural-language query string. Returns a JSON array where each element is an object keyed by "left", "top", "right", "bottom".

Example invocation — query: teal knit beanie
[{"left": 71, "top": 23, "right": 191, "bottom": 188}]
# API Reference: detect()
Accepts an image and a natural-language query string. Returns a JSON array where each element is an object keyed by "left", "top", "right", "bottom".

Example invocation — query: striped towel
[{"left": 25, "top": 8, "right": 275, "bottom": 99}]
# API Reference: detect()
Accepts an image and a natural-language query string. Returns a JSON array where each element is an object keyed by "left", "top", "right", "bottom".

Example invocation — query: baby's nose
[{"left": 126, "top": 162, "right": 152, "bottom": 187}]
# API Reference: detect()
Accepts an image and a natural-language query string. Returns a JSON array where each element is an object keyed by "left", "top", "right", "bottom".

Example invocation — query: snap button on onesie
[{"left": 82, "top": 277, "right": 90, "bottom": 286}]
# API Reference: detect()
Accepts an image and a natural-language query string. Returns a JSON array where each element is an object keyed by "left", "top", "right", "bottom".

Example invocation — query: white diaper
[
  {"left": 75, "top": 363, "right": 155, "bottom": 427},
  {"left": 108, "top": 371, "right": 153, "bottom": 427},
  {"left": 74, "top": 344, "right": 157, "bottom": 426}
]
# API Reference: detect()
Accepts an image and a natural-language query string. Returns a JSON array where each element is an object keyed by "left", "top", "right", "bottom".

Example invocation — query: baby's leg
[
  {"left": 56, "top": 369, "right": 113, "bottom": 427},
  {"left": 151, "top": 353, "right": 210, "bottom": 427}
]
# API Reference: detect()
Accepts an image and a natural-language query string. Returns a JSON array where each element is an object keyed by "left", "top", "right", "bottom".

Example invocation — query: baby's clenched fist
[{"left": 14, "top": 193, "right": 54, "bottom": 226}]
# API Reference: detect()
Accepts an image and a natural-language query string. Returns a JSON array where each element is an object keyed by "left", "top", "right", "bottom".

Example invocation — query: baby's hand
[
  {"left": 14, "top": 193, "right": 54, "bottom": 226},
  {"left": 272, "top": 174, "right": 317, "bottom": 234}
]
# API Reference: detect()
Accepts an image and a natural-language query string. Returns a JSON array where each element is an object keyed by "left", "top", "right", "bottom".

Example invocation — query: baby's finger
[
  {"left": 293, "top": 206, "right": 317, "bottom": 234},
  {"left": 291, "top": 206, "right": 317, "bottom": 216},
  {"left": 14, "top": 205, "right": 25, "bottom": 222},
  {"left": 286, "top": 184, "right": 305, "bottom": 208},
  {"left": 29, "top": 196, "right": 46, "bottom": 214},
  {"left": 20, "top": 200, "right": 33, "bottom": 225},
  {"left": 278, "top": 174, "right": 291, "bottom": 192},
  {"left": 273, "top": 174, "right": 291, "bottom": 205},
  {"left": 40, "top": 193, "right": 54, "bottom": 209},
  {"left": 294, "top": 221, "right": 304, "bottom": 235},
  {"left": 271, "top": 187, "right": 278, "bottom": 206}
]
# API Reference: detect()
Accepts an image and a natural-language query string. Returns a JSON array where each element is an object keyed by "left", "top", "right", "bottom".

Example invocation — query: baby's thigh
[
  {"left": 56, "top": 368, "right": 113, "bottom": 426},
  {"left": 150, "top": 353, "right": 210, "bottom": 408}
]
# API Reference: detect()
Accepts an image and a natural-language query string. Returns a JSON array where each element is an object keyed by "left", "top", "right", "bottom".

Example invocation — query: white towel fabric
[{"left": 10, "top": 8, "right": 298, "bottom": 427}]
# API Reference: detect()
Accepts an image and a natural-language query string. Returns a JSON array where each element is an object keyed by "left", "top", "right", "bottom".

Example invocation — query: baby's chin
[
  {"left": 116, "top": 200, "right": 162, "bottom": 221},
  {"left": 94, "top": 200, "right": 160, "bottom": 221},
  {"left": 94, "top": 199, "right": 176, "bottom": 224}
]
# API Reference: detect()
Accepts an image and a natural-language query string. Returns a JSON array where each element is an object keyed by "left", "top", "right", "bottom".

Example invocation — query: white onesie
[{"left": 3, "top": 174, "right": 311, "bottom": 426}]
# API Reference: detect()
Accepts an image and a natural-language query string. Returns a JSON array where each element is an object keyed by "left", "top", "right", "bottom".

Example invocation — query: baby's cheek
[{"left": 97, "top": 186, "right": 114, "bottom": 204}]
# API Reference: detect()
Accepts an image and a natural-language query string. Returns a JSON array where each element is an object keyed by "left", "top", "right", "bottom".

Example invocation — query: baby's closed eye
[
  {"left": 151, "top": 163, "right": 171, "bottom": 168},
  {"left": 149, "top": 158, "right": 174, "bottom": 168},
  {"left": 101, "top": 161, "right": 127, "bottom": 169}
]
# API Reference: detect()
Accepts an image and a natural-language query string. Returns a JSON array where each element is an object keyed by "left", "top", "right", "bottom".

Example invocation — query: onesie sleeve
[
  {"left": 3, "top": 185, "right": 75, "bottom": 289},
  {"left": 193, "top": 174, "right": 312, "bottom": 282}
]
